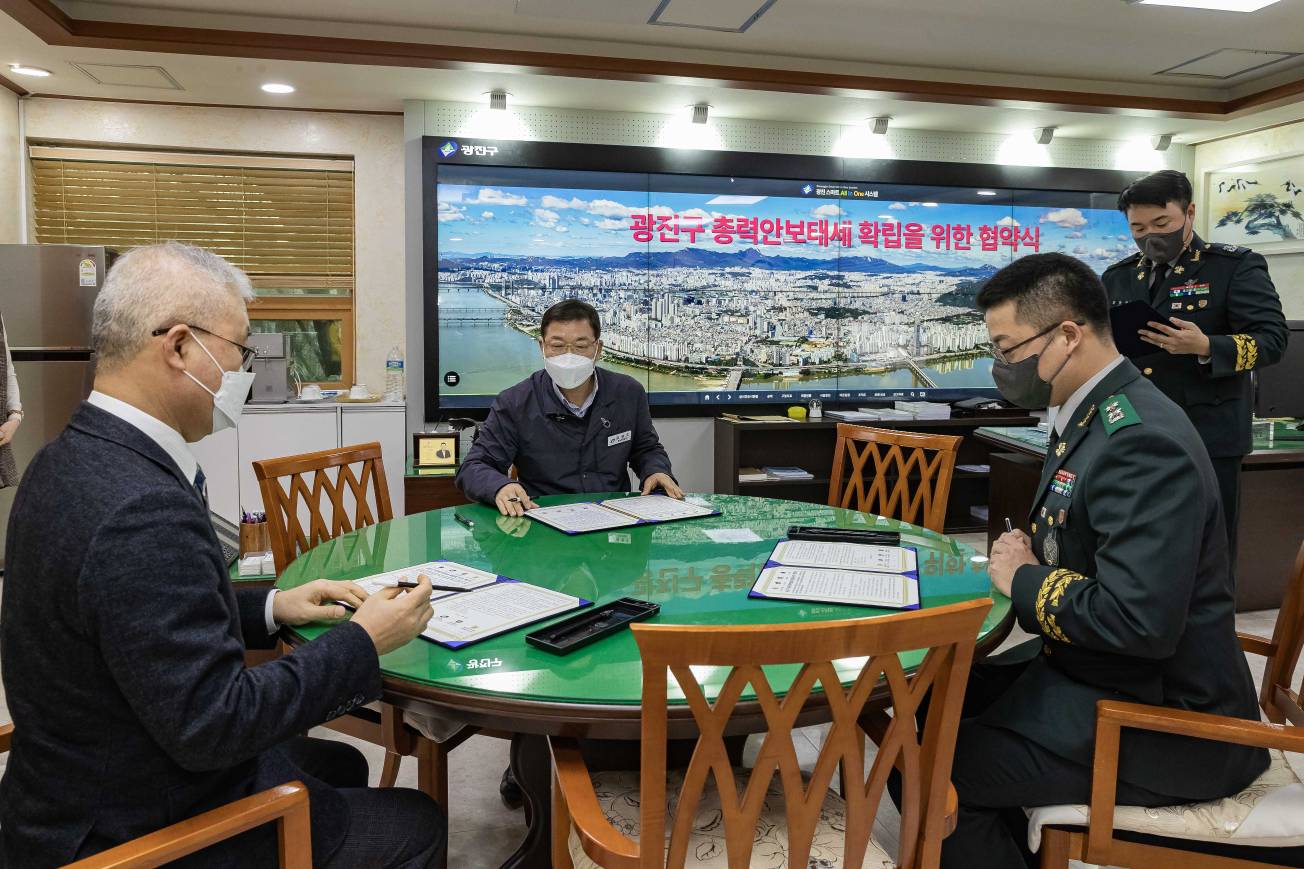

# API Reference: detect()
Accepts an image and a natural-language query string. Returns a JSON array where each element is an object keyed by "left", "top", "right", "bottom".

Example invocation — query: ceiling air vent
[
  {"left": 70, "top": 63, "right": 183, "bottom": 90},
  {"left": 1156, "top": 48, "right": 1298, "bottom": 79},
  {"left": 648, "top": 0, "right": 778, "bottom": 33}
]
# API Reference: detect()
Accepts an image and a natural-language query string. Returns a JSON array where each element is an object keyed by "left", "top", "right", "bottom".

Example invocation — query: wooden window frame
[{"left": 249, "top": 296, "right": 354, "bottom": 389}]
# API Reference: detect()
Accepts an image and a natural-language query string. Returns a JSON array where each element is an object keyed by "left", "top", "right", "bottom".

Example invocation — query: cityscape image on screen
[{"left": 434, "top": 165, "right": 1131, "bottom": 407}]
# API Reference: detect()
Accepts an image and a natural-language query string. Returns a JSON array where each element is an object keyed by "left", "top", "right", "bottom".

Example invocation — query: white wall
[
  {"left": 404, "top": 99, "right": 1198, "bottom": 493},
  {"left": 1194, "top": 120, "right": 1304, "bottom": 319},
  {"left": 20, "top": 98, "right": 406, "bottom": 390},
  {"left": 0, "top": 91, "right": 20, "bottom": 244}
]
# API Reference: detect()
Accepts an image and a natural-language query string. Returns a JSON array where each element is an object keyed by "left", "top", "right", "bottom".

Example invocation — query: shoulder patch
[
  {"left": 1100, "top": 394, "right": 1141, "bottom": 436},
  {"left": 1207, "top": 243, "right": 1249, "bottom": 258},
  {"left": 1103, "top": 252, "right": 1142, "bottom": 272}
]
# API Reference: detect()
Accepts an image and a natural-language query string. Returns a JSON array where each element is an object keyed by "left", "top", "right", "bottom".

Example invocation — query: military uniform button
[{"left": 1143, "top": 367, "right": 1153, "bottom": 376}]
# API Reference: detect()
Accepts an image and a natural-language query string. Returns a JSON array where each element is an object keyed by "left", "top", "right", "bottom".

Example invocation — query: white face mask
[
  {"left": 183, "top": 333, "right": 256, "bottom": 440},
  {"left": 543, "top": 351, "right": 596, "bottom": 391}
]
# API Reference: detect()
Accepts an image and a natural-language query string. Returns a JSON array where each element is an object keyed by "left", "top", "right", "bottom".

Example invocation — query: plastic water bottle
[{"left": 384, "top": 345, "right": 405, "bottom": 401}]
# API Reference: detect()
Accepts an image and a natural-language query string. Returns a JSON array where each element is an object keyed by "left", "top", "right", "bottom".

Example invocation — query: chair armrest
[
  {"left": 1237, "top": 631, "right": 1276, "bottom": 658},
  {"left": 1085, "top": 700, "right": 1304, "bottom": 863},
  {"left": 549, "top": 736, "right": 639, "bottom": 869},
  {"left": 65, "top": 782, "right": 312, "bottom": 869},
  {"left": 0, "top": 723, "right": 11, "bottom": 754}
]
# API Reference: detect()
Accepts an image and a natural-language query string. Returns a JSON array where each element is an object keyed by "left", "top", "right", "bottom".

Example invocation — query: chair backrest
[
  {"left": 253, "top": 442, "right": 393, "bottom": 575},
  {"left": 1261, "top": 540, "right": 1304, "bottom": 726},
  {"left": 632, "top": 598, "right": 992, "bottom": 869},
  {"left": 827, "top": 424, "right": 962, "bottom": 533}
]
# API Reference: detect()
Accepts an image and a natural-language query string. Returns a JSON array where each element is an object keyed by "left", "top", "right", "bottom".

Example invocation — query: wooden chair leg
[
  {"left": 416, "top": 736, "right": 450, "bottom": 869},
  {"left": 552, "top": 767, "right": 574, "bottom": 869},
  {"left": 1038, "top": 827, "right": 1073, "bottom": 868},
  {"left": 379, "top": 751, "right": 403, "bottom": 788}
]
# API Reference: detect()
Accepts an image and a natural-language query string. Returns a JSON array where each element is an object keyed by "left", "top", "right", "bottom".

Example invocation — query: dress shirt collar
[
  {"left": 1050, "top": 355, "right": 1126, "bottom": 438},
  {"left": 87, "top": 391, "right": 199, "bottom": 483},
  {"left": 552, "top": 372, "right": 599, "bottom": 418}
]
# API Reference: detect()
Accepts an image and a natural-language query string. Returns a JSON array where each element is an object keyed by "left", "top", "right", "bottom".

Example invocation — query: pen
[
  {"left": 1004, "top": 517, "right": 1014, "bottom": 533},
  {"left": 396, "top": 580, "right": 467, "bottom": 593},
  {"left": 453, "top": 512, "right": 475, "bottom": 530}
]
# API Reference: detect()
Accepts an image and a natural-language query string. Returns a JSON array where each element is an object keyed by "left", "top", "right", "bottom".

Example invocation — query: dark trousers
[
  {"left": 1210, "top": 455, "right": 1242, "bottom": 565},
  {"left": 914, "top": 652, "right": 1304, "bottom": 869},
  {"left": 282, "top": 736, "right": 446, "bottom": 869}
]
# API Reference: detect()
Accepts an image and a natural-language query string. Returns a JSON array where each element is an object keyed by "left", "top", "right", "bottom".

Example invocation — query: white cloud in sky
[
  {"left": 481, "top": 211, "right": 494, "bottom": 219},
  {"left": 467, "top": 188, "right": 527, "bottom": 207},
  {"left": 996, "top": 216, "right": 1021, "bottom": 227},
  {"left": 812, "top": 204, "right": 844, "bottom": 218},
  {"left": 596, "top": 218, "right": 626, "bottom": 230},
  {"left": 1066, "top": 231, "right": 1085, "bottom": 239},
  {"left": 437, "top": 201, "right": 465, "bottom": 222},
  {"left": 1073, "top": 245, "right": 1088, "bottom": 255},
  {"left": 1041, "top": 207, "right": 1087, "bottom": 229},
  {"left": 448, "top": 237, "right": 463, "bottom": 242},
  {"left": 888, "top": 202, "right": 908, "bottom": 210},
  {"left": 554, "top": 225, "right": 569, "bottom": 233},
  {"left": 1092, "top": 247, "right": 1110, "bottom": 258},
  {"left": 532, "top": 208, "right": 560, "bottom": 227}
]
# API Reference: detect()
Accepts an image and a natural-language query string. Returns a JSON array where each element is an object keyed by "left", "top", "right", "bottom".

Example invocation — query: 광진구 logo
[
  {"left": 439, "top": 140, "right": 459, "bottom": 158},
  {"left": 801, "top": 184, "right": 814, "bottom": 195}
]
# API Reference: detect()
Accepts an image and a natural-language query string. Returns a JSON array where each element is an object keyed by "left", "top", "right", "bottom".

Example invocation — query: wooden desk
[
  {"left": 975, "top": 423, "right": 1304, "bottom": 612},
  {"left": 404, "top": 462, "right": 468, "bottom": 515}
]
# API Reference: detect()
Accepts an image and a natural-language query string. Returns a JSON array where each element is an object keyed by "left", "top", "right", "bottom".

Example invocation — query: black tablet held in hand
[{"left": 1110, "top": 300, "right": 1175, "bottom": 359}]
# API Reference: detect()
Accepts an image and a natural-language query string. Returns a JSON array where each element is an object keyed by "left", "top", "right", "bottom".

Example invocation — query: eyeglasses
[
  {"left": 152, "top": 324, "right": 257, "bottom": 370},
  {"left": 988, "top": 321, "right": 1082, "bottom": 364},
  {"left": 543, "top": 339, "right": 598, "bottom": 355}
]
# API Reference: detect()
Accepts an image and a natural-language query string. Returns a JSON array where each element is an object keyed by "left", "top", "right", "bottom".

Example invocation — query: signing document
[
  {"left": 750, "top": 539, "right": 920, "bottom": 610},
  {"left": 525, "top": 494, "right": 718, "bottom": 535},
  {"left": 340, "top": 560, "right": 590, "bottom": 648}
]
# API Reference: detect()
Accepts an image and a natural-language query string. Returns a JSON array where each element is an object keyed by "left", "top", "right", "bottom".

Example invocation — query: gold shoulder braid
[
  {"left": 1231, "top": 334, "right": 1259, "bottom": 372},
  {"left": 1034, "top": 568, "right": 1086, "bottom": 644}
]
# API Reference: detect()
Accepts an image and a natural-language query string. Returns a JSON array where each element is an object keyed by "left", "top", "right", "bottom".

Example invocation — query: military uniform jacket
[
  {"left": 978, "top": 361, "right": 1267, "bottom": 801},
  {"left": 1102, "top": 233, "right": 1287, "bottom": 457}
]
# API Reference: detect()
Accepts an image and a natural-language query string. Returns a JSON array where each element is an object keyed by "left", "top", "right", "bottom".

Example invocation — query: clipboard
[{"left": 1110, "top": 300, "right": 1174, "bottom": 359}]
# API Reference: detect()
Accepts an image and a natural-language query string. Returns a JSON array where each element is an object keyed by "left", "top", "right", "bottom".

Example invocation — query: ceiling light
[
  {"left": 691, "top": 103, "right": 710, "bottom": 125},
  {"left": 976, "top": 190, "right": 999, "bottom": 196},
  {"left": 869, "top": 116, "right": 891, "bottom": 135},
  {"left": 1033, "top": 126, "right": 1057, "bottom": 145},
  {"left": 1152, "top": 133, "right": 1175, "bottom": 151},
  {"left": 488, "top": 89, "right": 508, "bottom": 111},
  {"left": 1127, "top": 0, "right": 1280, "bottom": 11},
  {"left": 9, "top": 64, "right": 51, "bottom": 77},
  {"left": 261, "top": 82, "right": 294, "bottom": 94}
]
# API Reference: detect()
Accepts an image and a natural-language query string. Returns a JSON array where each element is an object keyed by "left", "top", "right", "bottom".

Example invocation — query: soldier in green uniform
[
  {"left": 1103, "top": 170, "right": 1287, "bottom": 557},
  {"left": 935, "top": 253, "right": 1270, "bottom": 869}
]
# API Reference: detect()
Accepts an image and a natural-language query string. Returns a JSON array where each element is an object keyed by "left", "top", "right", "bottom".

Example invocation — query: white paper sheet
[
  {"left": 525, "top": 502, "right": 639, "bottom": 533},
  {"left": 421, "top": 582, "right": 582, "bottom": 645},
  {"left": 771, "top": 540, "right": 916, "bottom": 574},
  {"left": 753, "top": 566, "right": 919, "bottom": 609},
  {"left": 704, "top": 528, "right": 764, "bottom": 544},
  {"left": 352, "top": 561, "right": 499, "bottom": 601},
  {"left": 604, "top": 495, "right": 715, "bottom": 523}
]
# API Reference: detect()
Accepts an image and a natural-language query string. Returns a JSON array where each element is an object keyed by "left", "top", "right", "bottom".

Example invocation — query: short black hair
[
  {"left": 1117, "top": 169, "right": 1193, "bottom": 214},
  {"left": 540, "top": 299, "right": 601, "bottom": 340},
  {"left": 976, "top": 252, "right": 1112, "bottom": 338}
]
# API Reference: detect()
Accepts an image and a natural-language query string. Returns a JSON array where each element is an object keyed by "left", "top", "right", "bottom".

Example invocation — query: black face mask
[
  {"left": 991, "top": 330, "right": 1072, "bottom": 409},
  {"left": 1134, "top": 215, "right": 1189, "bottom": 263}
]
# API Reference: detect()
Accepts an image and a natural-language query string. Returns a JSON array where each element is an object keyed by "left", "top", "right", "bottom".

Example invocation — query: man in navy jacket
[
  {"left": 1, "top": 242, "right": 444, "bottom": 868},
  {"left": 456, "top": 299, "right": 680, "bottom": 516}
]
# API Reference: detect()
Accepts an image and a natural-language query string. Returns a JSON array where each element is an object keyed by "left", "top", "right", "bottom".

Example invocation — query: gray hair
[{"left": 92, "top": 242, "right": 255, "bottom": 370}]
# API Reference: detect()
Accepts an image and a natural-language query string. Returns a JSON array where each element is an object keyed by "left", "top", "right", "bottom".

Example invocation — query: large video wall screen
[{"left": 427, "top": 141, "right": 1133, "bottom": 412}]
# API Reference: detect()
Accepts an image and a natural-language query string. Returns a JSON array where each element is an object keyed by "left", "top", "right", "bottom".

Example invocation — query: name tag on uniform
[
  {"left": 607, "top": 430, "right": 632, "bottom": 447},
  {"left": 1170, "top": 282, "right": 1210, "bottom": 297}
]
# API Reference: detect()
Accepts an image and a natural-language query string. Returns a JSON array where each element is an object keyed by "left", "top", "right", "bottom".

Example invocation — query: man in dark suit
[
  {"left": 938, "top": 253, "right": 1268, "bottom": 868},
  {"left": 1103, "top": 170, "right": 1287, "bottom": 556},
  {"left": 0, "top": 242, "right": 445, "bottom": 868}
]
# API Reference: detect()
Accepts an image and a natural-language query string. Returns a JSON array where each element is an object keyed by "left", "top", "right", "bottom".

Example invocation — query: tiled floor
[{"left": 1, "top": 550, "right": 1299, "bottom": 869}]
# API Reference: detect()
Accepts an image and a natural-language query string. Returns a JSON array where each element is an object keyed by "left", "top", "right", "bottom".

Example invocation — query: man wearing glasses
[
  {"left": 919, "top": 252, "right": 1267, "bottom": 868},
  {"left": 457, "top": 298, "right": 680, "bottom": 518}
]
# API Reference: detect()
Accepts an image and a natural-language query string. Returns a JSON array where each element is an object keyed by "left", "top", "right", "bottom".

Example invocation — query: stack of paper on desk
[
  {"left": 525, "top": 495, "right": 719, "bottom": 535},
  {"left": 750, "top": 539, "right": 920, "bottom": 610}
]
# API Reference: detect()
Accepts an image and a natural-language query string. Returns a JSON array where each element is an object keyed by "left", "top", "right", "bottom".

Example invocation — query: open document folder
[
  {"left": 524, "top": 494, "right": 719, "bottom": 535},
  {"left": 749, "top": 539, "right": 921, "bottom": 610},
  {"left": 341, "top": 560, "right": 590, "bottom": 649}
]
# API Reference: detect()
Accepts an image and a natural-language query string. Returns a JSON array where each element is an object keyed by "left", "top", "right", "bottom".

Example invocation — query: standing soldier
[{"left": 1103, "top": 169, "right": 1287, "bottom": 559}]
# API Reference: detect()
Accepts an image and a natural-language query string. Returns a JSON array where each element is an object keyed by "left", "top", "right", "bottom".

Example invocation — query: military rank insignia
[
  {"left": 1050, "top": 469, "right": 1076, "bottom": 498},
  {"left": 1101, "top": 394, "right": 1142, "bottom": 436},
  {"left": 1055, "top": 442, "right": 1067, "bottom": 457}
]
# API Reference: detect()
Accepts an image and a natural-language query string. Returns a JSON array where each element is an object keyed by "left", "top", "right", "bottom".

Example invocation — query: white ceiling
[
  {"left": 0, "top": 0, "right": 1297, "bottom": 145},
  {"left": 58, "top": 0, "right": 1304, "bottom": 92}
]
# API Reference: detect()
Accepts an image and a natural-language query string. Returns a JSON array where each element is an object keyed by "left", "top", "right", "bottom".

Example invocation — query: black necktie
[
  {"left": 1048, "top": 427, "right": 1061, "bottom": 451},
  {"left": 1150, "top": 262, "right": 1170, "bottom": 303},
  {"left": 194, "top": 467, "right": 209, "bottom": 510}
]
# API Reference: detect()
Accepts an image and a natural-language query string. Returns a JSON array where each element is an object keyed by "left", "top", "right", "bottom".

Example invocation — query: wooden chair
[
  {"left": 0, "top": 722, "right": 311, "bottom": 868},
  {"left": 550, "top": 597, "right": 992, "bottom": 869},
  {"left": 252, "top": 443, "right": 474, "bottom": 833},
  {"left": 1035, "top": 539, "right": 1304, "bottom": 868},
  {"left": 827, "top": 424, "right": 962, "bottom": 533}
]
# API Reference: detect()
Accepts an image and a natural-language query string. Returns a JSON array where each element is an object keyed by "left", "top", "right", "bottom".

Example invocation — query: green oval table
[{"left": 279, "top": 493, "right": 1012, "bottom": 869}]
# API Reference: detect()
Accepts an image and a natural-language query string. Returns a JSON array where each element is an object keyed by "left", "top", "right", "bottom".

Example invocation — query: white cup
[
  {"left": 349, "top": 384, "right": 370, "bottom": 400},
  {"left": 299, "top": 384, "right": 322, "bottom": 400}
]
